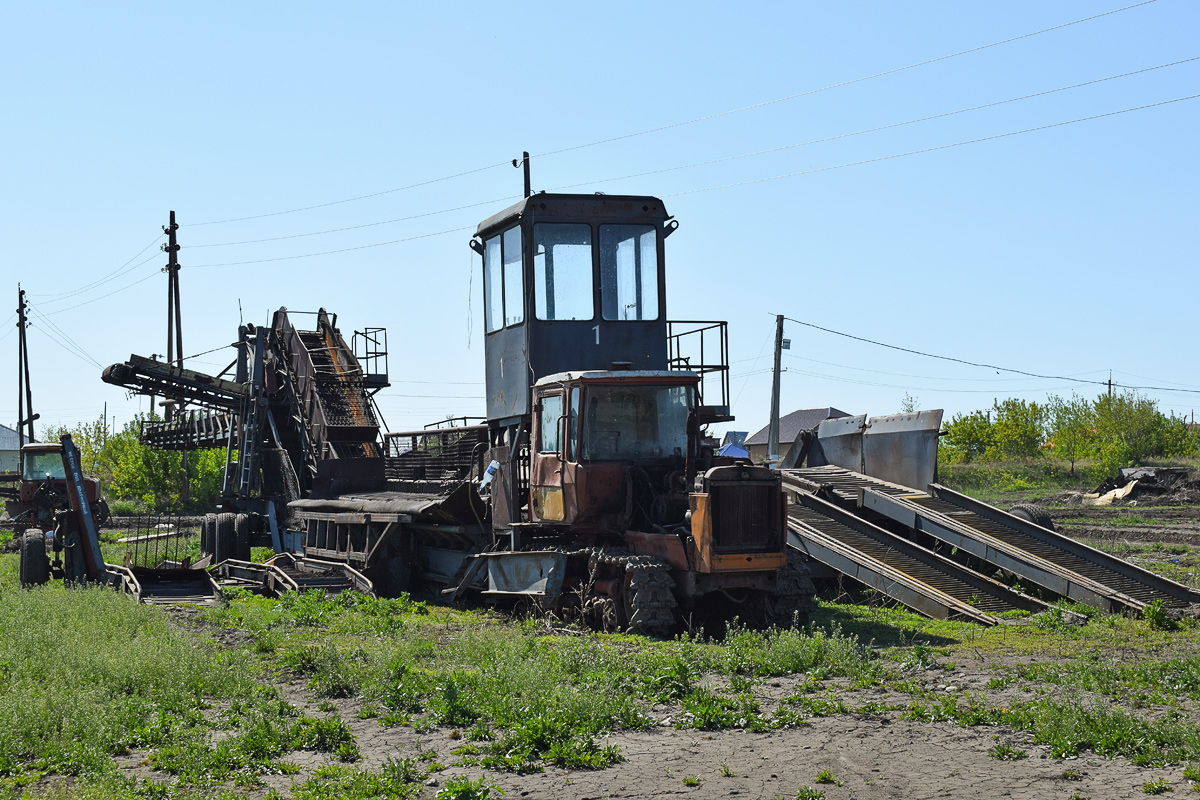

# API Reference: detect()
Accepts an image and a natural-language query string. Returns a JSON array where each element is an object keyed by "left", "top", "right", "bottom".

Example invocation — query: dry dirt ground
[{"left": 128, "top": 662, "right": 1184, "bottom": 800}]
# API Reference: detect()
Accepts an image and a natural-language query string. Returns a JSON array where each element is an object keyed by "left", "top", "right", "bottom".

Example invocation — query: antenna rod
[{"left": 513, "top": 152, "right": 531, "bottom": 197}]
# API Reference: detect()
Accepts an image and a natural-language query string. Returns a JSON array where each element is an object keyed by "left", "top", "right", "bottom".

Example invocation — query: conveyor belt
[
  {"left": 923, "top": 485, "right": 1200, "bottom": 610},
  {"left": 786, "top": 490, "right": 1048, "bottom": 625},
  {"left": 781, "top": 465, "right": 913, "bottom": 505},
  {"left": 784, "top": 466, "right": 1200, "bottom": 614}
]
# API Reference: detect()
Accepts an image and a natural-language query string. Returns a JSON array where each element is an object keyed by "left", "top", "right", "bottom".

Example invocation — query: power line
[
  {"left": 189, "top": 196, "right": 517, "bottom": 249},
  {"left": 557, "top": 56, "right": 1199, "bottom": 192},
  {"left": 187, "top": 95, "right": 1196, "bottom": 269},
  {"left": 535, "top": 0, "right": 1159, "bottom": 160},
  {"left": 189, "top": 162, "right": 513, "bottom": 226},
  {"left": 183, "top": 2, "right": 1155, "bottom": 229},
  {"left": 27, "top": 306, "right": 102, "bottom": 369},
  {"left": 188, "top": 225, "right": 475, "bottom": 268},
  {"left": 25, "top": 314, "right": 103, "bottom": 370},
  {"left": 39, "top": 269, "right": 160, "bottom": 316},
  {"left": 782, "top": 315, "right": 1200, "bottom": 396},
  {"left": 782, "top": 351, "right": 1106, "bottom": 384},
  {"left": 190, "top": 57, "right": 1197, "bottom": 253},
  {"left": 671, "top": 93, "right": 1200, "bottom": 197},
  {"left": 783, "top": 365, "right": 1082, "bottom": 395},
  {"left": 30, "top": 234, "right": 165, "bottom": 301}
]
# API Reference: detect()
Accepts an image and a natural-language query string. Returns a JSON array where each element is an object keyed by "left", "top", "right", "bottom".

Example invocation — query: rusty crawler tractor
[
  {"left": 466, "top": 193, "right": 813, "bottom": 634},
  {"left": 101, "top": 194, "right": 812, "bottom": 633}
]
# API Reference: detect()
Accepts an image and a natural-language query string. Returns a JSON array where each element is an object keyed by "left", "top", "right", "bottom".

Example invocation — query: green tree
[
  {"left": 987, "top": 398, "right": 1046, "bottom": 460},
  {"left": 940, "top": 409, "right": 994, "bottom": 464},
  {"left": 1046, "top": 393, "right": 1095, "bottom": 475},
  {"left": 1092, "top": 390, "right": 1165, "bottom": 473},
  {"left": 43, "top": 413, "right": 225, "bottom": 513}
]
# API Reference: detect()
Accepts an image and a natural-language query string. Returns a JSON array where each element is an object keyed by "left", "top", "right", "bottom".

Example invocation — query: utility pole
[
  {"left": 162, "top": 210, "right": 188, "bottom": 503},
  {"left": 767, "top": 314, "right": 784, "bottom": 468},
  {"left": 1107, "top": 370, "right": 1113, "bottom": 399},
  {"left": 16, "top": 286, "right": 38, "bottom": 446}
]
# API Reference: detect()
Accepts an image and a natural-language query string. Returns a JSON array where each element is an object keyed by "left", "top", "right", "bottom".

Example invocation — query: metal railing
[
  {"left": 667, "top": 320, "right": 730, "bottom": 417},
  {"left": 119, "top": 515, "right": 202, "bottom": 569}
]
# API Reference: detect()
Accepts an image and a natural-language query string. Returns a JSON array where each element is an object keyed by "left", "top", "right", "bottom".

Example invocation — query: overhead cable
[
  {"left": 782, "top": 315, "right": 1200, "bottom": 395},
  {"left": 671, "top": 94, "right": 1199, "bottom": 196},
  {"left": 535, "top": 1, "right": 1159, "bottom": 160},
  {"left": 186, "top": 2, "right": 1155, "bottom": 228},
  {"left": 31, "top": 235, "right": 165, "bottom": 301},
  {"left": 190, "top": 162, "right": 513, "bottom": 226},
  {"left": 188, "top": 225, "right": 476, "bottom": 268},
  {"left": 558, "top": 56, "right": 1199, "bottom": 191}
]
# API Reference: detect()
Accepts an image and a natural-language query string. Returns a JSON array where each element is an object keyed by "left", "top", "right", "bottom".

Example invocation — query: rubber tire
[
  {"left": 213, "top": 513, "right": 236, "bottom": 564},
  {"left": 200, "top": 513, "right": 217, "bottom": 556},
  {"left": 91, "top": 499, "right": 110, "bottom": 527},
  {"left": 19, "top": 531, "right": 50, "bottom": 587},
  {"left": 1009, "top": 503, "right": 1055, "bottom": 531},
  {"left": 233, "top": 513, "right": 253, "bottom": 562}
]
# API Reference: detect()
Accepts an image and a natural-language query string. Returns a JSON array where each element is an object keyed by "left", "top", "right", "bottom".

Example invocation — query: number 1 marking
[{"left": 593, "top": 325, "right": 600, "bottom": 345}]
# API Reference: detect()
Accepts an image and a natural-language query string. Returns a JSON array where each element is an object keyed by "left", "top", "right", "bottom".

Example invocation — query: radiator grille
[{"left": 711, "top": 481, "right": 781, "bottom": 553}]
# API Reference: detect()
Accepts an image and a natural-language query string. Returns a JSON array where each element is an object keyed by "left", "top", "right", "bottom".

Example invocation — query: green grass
[{"left": 0, "top": 572, "right": 252, "bottom": 792}]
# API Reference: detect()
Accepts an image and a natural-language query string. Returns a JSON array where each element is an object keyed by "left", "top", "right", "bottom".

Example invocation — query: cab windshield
[
  {"left": 581, "top": 384, "right": 693, "bottom": 461},
  {"left": 23, "top": 450, "right": 66, "bottom": 481}
]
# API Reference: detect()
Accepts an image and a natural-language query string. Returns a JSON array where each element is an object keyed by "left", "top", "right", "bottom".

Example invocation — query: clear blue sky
[{"left": 3, "top": 1, "right": 1197, "bottom": 440}]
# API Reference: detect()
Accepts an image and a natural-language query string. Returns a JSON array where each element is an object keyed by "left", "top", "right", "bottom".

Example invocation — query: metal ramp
[
  {"left": 106, "top": 564, "right": 224, "bottom": 606},
  {"left": 782, "top": 465, "right": 1200, "bottom": 614},
  {"left": 864, "top": 484, "right": 1200, "bottom": 613},
  {"left": 785, "top": 486, "right": 1049, "bottom": 625},
  {"left": 211, "top": 553, "right": 374, "bottom": 598}
]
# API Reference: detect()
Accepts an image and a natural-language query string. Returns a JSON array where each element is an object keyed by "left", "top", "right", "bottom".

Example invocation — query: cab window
[
  {"left": 539, "top": 393, "right": 563, "bottom": 453},
  {"left": 534, "top": 223, "right": 593, "bottom": 321},
  {"left": 600, "top": 224, "right": 658, "bottom": 321}
]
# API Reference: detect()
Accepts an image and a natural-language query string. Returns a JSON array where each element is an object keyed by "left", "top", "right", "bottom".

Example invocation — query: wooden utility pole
[
  {"left": 16, "top": 286, "right": 37, "bottom": 446},
  {"left": 767, "top": 314, "right": 784, "bottom": 468},
  {"left": 162, "top": 210, "right": 188, "bottom": 502},
  {"left": 163, "top": 211, "right": 183, "bottom": 378}
]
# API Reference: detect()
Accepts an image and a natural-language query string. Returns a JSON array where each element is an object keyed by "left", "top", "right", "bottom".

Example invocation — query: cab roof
[
  {"left": 534, "top": 370, "right": 698, "bottom": 388},
  {"left": 475, "top": 193, "right": 670, "bottom": 239}
]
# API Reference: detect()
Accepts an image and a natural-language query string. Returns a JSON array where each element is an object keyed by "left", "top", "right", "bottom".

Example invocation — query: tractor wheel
[
  {"left": 200, "top": 513, "right": 217, "bottom": 556},
  {"left": 19, "top": 531, "right": 50, "bottom": 587},
  {"left": 93, "top": 499, "right": 111, "bottom": 527},
  {"left": 213, "top": 513, "right": 236, "bottom": 564},
  {"left": 1009, "top": 503, "right": 1054, "bottom": 531},
  {"left": 234, "top": 514, "right": 253, "bottom": 562}
]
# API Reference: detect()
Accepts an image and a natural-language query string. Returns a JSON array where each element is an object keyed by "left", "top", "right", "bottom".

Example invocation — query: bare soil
[{"left": 153, "top": 666, "right": 1184, "bottom": 800}]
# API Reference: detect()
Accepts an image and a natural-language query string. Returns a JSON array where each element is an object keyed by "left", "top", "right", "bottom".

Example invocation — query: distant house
[
  {"left": 0, "top": 423, "right": 21, "bottom": 474},
  {"left": 745, "top": 407, "right": 852, "bottom": 465}
]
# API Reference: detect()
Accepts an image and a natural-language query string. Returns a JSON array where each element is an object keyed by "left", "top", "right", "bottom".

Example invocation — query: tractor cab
[
  {"left": 528, "top": 370, "right": 698, "bottom": 533},
  {"left": 472, "top": 193, "right": 675, "bottom": 427}
]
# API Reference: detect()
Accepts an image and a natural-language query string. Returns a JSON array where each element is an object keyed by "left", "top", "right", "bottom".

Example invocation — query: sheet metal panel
[
  {"left": 861, "top": 410, "right": 943, "bottom": 491},
  {"left": 807, "top": 414, "right": 865, "bottom": 471}
]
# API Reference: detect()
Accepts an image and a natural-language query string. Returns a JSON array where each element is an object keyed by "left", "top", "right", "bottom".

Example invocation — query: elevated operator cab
[{"left": 471, "top": 194, "right": 678, "bottom": 426}]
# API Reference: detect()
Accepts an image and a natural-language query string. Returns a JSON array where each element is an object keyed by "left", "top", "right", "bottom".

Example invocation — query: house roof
[
  {"left": 0, "top": 423, "right": 22, "bottom": 451},
  {"left": 745, "top": 407, "right": 852, "bottom": 447}
]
